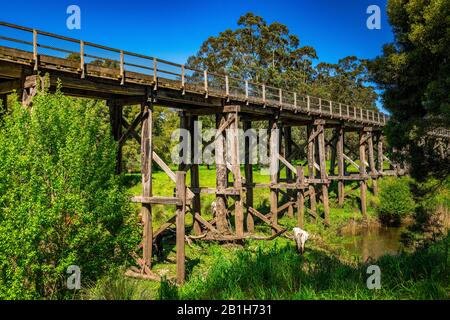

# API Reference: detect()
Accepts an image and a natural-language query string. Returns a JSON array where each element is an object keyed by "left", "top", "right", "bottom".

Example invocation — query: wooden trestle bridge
[{"left": 0, "top": 22, "right": 448, "bottom": 284}]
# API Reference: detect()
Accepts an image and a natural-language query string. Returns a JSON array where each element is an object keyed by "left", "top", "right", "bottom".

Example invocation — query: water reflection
[{"left": 341, "top": 224, "right": 407, "bottom": 261}]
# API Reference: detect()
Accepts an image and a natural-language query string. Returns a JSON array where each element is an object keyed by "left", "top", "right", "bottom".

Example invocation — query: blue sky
[{"left": 0, "top": 0, "right": 394, "bottom": 109}]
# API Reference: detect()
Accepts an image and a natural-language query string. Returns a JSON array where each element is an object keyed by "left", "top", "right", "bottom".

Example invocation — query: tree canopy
[
  {"left": 187, "top": 12, "right": 378, "bottom": 110},
  {"left": 369, "top": 0, "right": 449, "bottom": 179}
]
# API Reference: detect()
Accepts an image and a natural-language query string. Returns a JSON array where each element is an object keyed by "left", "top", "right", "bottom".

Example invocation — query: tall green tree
[
  {"left": 187, "top": 12, "right": 317, "bottom": 91},
  {"left": 0, "top": 89, "right": 139, "bottom": 299},
  {"left": 369, "top": 0, "right": 449, "bottom": 179}
]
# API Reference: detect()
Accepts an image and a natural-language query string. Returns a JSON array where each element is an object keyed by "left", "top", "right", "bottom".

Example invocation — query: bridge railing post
[
  {"left": 120, "top": 50, "right": 125, "bottom": 85},
  {"left": 294, "top": 92, "right": 297, "bottom": 109},
  {"left": 204, "top": 70, "right": 208, "bottom": 98},
  {"left": 181, "top": 65, "right": 185, "bottom": 95},
  {"left": 153, "top": 58, "right": 157, "bottom": 89},
  {"left": 262, "top": 84, "right": 266, "bottom": 104},
  {"left": 245, "top": 80, "right": 249, "bottom": 102},
  {"left": 80, "top": 40, "right": 85, "bottom": 79},
  {"left": 225, "top": 75, "right": 229, "bottom": 98},
  {"left": 33, "top": 29, "right": 38, "bottom": 71}
]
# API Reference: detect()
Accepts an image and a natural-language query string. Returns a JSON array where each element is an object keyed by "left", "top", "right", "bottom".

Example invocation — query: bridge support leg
[
  {"left": 175, "top": 171, "right": 186, "bottom": 285},
  {"left": 316, "top": 121, "right": 330, "bottom": 225},
  {"left": 337, "top": 126, "right": 345, "bottom": 206},
  {"left": 284, "top": 126, "right": 294, "bottom": 218},
  {"left": 307, "top": 125, "right": 317, "bottom": 219},
  {"left": 367, "top": 129, "right": 378, "bottom": 195},
  {"left": 269, "top": 120, "right": 279, "bottom": 235},
  {"left": 215, "top": 113, "right": 229, "bottom": 234},
  {"left": 376, "top": 132, "right": 384, "bottom": 177},
  {"left": 108, "top": 100, "right": 123, "bottom": 174},
  {"left": 189, "top": 115, "right": 202, "bottom": 235},
  {"left": 296, "top": 166, "right": 305, "bottom": 229},
  {"left": 244, "top": 120, "right": 254, "bottom": 233},
  {"left": 229, "top": 110, "right": 244, "bottom": 238},
  {"left": 141, "top": 99, "right": 153, "bottom": 268},
  {"left": 359, "top": 130, "right": 368, "bottom": 220}
]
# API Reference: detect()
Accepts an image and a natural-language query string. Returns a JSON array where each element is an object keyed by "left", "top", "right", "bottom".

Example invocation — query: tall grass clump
[
  {"left": 378, "top": 177, "right": 416, "bottom": 225},
  {"left": 0, "top": 87, "right": 139, "bottom": 299},
  {"left": 158, "top": 234, "right": 449, "bottom": 300}
]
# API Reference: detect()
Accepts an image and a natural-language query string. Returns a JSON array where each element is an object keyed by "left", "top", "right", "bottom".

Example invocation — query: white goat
[{"left": 293, "top": 227, "right": 309, "bottom": 255}]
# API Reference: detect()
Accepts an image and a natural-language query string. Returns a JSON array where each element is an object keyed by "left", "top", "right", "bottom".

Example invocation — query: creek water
[{"left": 339, "top": 223, "right": 408, "bottom": 261}]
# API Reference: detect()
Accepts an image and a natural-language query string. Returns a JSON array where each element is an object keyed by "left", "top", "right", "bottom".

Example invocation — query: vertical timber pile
[
  {"left": 296, "top": 166, "right": 305, "bottom": 229},
  {"left": 141, "top": 99, "right": 153, "bottom": 268},
  {"left": 175, "top": 171, "right": 186, "bottom": 284},
  {"left": 269, "top": 120, "right": 279, "bottom": 235},
  {"left": 244, "top": 120, "right": 254, "bottom": 233},
  {"left": 307, "top": 125, "right": 317, "bottom": 216},
  {"left": 316, "top": 120, "right": 330, "bottom": 225},
  {"left": 215, "top": 113, "right": 229, "bottom": 234},
  {"left": 359, "top": 129, "right": 368, "bottom": 220},
  {"left": 376, "top": 131, "right": 384, "bottom": 178},
  {"left": 366, "top": 128, "right": 378, "bottom": 195},
  {"left": 337, "top": 126, "right": 345, "bottom": 206},
  {"left": 284, "top": 126, "right": 294, "bottom": 218},
  {"left": 108, "top": 100, "right": 123, "bottom": 174},
  {"left": 229, "top": 109, "right": 244, "bottom": 237},
  {"left": 189, "top": 115, "right": 202, "bottom": 235}
]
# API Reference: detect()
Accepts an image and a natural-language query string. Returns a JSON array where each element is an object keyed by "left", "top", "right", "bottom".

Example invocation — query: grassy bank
[
  {"left": 83, "top": 165, "right": 449, "bottom": 300},
  {"left": 85, "top": 232, "right": 449, "bottom": 300}
]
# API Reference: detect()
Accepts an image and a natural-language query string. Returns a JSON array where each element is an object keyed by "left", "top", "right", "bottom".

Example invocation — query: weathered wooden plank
[
  {"left": 317, "top": 123, "right": 330, "bottom": 225},
  {"left": 119, "top": 112, "right": 143, "bottom": 147},
  {"left": 132, "top": 196, "right": 182, "bottom": 205},
  {"left": 337, "top": 126, "right": 345, "bottom": 206},
  {"left": 248, "top": 207, "right": 284, "bottom": 233},
  {"left": 215, "top": 113, "right": 229, "bottom": 234},
  {"left": 343, "top": 153, "right": 360, "bottom": 170},
  {"left": 367, "top": 131, "right": 378, "bottom": 195},
  {"left": 194, "top": 213, "right": 219, "bottom": 234},
  {"left": 243, "top": 121, "right": 254, "bottom": 233},
  {"left": 175, "top": 171, "right": 186, "bottom": 284},
  {"left": 141, "top": 100, "right": 153, "bottom": 268},
  {"left": 359, "top": 131, "right": 368, "bottom": 220},
  {"left": 307, "top": 125, "right": 317, "bottom": 216},
  {"left": 189, "top": 115, "right": 202, "bottom": 235},
  {"left": 230, "top": 111, "right": 244, "bottom": 238},
  {"left": 269, "top": 120, "right": 279, "bottom": 235},
  {"left": 153, "top": 215, "right": 176, "bottom": 240}
]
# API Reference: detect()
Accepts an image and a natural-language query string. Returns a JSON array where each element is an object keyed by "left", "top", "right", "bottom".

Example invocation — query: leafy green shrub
[
  {"left": 0, "top": 89, "right": 139, "bottom": 299},
  {"left": 377, "top": 177, "right": 416, "bottom": 225}
]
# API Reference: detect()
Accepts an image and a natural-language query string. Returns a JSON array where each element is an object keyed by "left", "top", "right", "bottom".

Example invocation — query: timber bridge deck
[{"left": 0, "top": 21, "right": 447, "bottom": 284}]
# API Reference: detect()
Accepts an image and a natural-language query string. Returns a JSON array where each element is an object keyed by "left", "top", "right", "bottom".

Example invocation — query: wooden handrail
[{"left": 0, "top": 20, "right": 389, "bottom": 125}]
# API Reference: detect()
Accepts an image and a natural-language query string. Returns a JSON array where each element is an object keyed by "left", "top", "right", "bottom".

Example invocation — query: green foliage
[
  {"left": 378, "top": 177, "right": 416, "bottom": 224},
  {"left": 0, "top": 90, "right": 139, "bottom": 299},
  {"left": 369, "top": 0, "right": 450, "bottom": 180},
  {"left": 157, "top": 234, "right": 449, "bottom": 300},
  {"left": 187, "top": 13, "right": 377, "bottom": 109}
]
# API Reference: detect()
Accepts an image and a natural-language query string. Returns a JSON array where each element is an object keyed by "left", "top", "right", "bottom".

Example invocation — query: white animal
[{"left": 293, "top": 227, "right": 309, "bottom": 255}]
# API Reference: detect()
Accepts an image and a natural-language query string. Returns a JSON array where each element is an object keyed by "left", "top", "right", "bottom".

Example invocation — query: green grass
[
  {"left": 84, "top": 165, "right": 449, "bottom": 300},
  {"left": 85, "top": 233, "right": 449, "bottom": 300}
]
